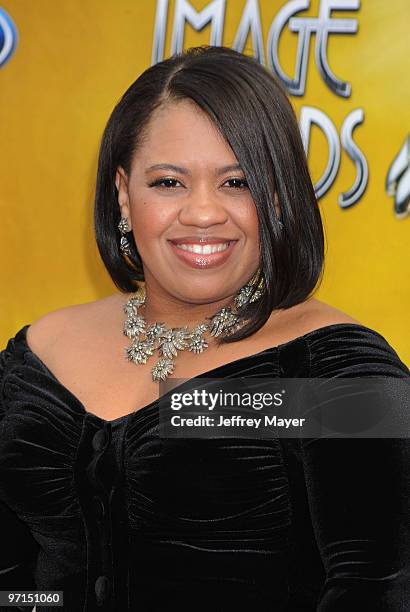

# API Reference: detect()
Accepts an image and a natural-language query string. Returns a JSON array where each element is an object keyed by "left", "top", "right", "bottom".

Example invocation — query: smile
[
  {"left": 167, "top": 240, "right": 238, "bottom": 269},
  {"left": 174, "top": 242, "right": 231, "bottom": 254}
]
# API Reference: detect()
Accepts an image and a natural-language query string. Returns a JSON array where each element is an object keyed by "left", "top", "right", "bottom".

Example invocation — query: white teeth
[{"left": 175, "top": 242, "right": 231, "bottom": 254}]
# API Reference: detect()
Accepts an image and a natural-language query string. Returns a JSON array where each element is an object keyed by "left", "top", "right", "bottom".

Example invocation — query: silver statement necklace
[{"left": 122, "top": 278, "right": 264, "bottom": 382}]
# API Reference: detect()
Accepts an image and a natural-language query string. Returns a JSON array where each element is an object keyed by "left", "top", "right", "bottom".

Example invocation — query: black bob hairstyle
[{"left": 94, "top": 45, "right": 325, "bottom": 345}]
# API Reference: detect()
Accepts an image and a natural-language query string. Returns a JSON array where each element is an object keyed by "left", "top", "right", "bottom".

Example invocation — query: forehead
[{"left": 131, "top": 99, "right": 237, "bottom": 169}]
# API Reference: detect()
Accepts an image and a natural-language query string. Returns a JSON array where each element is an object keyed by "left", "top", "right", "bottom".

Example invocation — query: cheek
[
  {"left": 244, "top": 211, "right": 261, "bottom": 258},
  {"left": 130, "top": 200, "right": 174, "bottom": 245},
  {"left": 250, "top": 213, "right": 260, "bottom": 239},
  {"left": 236, "top": 205, "right": 260, "bottom": 243}
]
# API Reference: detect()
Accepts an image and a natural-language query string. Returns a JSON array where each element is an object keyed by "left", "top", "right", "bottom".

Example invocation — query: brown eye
[
  {"left": 224, "top": 178, "right": 248, "bottom": 190},
  {"left": 148, "top": 178, "right": 182, "bottom": 189}
]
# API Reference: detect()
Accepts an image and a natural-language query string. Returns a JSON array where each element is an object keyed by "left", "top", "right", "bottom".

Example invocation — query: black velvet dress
[{"left": 0, "top": 322, "right": 409, "bottom": 612}]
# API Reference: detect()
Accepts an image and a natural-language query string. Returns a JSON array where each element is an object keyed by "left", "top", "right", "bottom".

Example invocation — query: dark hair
[{"left": 94, "top": 45, "right": 325, "bottom": 344}]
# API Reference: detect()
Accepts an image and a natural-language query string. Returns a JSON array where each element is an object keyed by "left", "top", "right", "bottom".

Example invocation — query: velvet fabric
[{"left": 0, "top": 322, "right": 409, "bottom": 611}]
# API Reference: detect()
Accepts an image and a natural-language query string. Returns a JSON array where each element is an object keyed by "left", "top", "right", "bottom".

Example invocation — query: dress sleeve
[
  {"left": 0, "top": 340, "right": 39, "bottom": 606},
  {"left": 300, "top": 326, "right": 410, "bottom": 611}
]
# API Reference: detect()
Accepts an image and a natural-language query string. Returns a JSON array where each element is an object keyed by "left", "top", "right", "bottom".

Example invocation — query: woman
[{"left": 0, "top": 45, "right": 409, "bottom": 611}]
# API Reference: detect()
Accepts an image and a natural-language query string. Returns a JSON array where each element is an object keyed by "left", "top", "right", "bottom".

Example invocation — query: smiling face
[{"left": 115, "top": 99, "right": 261, "bottom": 306}]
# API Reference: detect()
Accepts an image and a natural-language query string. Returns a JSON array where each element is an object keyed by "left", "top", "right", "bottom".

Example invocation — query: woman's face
[{"left": 116, "top": 99, "right": 261, "bottom": 305}]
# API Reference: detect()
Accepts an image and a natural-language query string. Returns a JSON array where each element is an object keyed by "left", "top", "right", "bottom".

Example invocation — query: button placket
[
  {"left": 95, "top": 575, "right": 111, "bottom": 607},
  {"left": 92, "top": 428, "right": 109, "bottom": 452},
  {"left": 89, "top": 423, "right": 114, "bottom": 607}
]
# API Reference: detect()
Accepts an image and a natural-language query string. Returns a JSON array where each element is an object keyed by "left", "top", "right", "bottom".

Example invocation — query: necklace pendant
[
  {"left": 192, "top": 323, "right": 209, "bottom": 336},
  {"left": 123, "top": 302, "right": 136, "bottom": 317},
  {"left": 234, "top": 285, "right": 252, "bottom": 308},
  {"left": 124, "top": 314, "right": 146, "bottom": 339},
  {"left": 158, "top": 327, "right": 190, "bottom": 359},
  {"left": 152, "top": 357, "right": 175, "bottom": 382},
  {"left": 234, "top": 280, "right": 264, "bottom": 308},
  {"left": 125, "top": 339, "right": 154, "bottom": 365},
  {"left": 123, "top": 293, "right": 145, "bottom": 316},
  {"left": 188, "top": 335, "right": 208, "bottom": 354},
  {"left": 210, "top": 307, "right": 238, "bottom": 337},
  {"left": 146, "top": 322, "right": 167, "bottom": 342}
]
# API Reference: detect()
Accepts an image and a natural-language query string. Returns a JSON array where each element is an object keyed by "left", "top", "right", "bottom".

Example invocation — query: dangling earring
[
  {"left": 277, "top": 220, "right": 284, "bottom": 229},
  {"left": 118, "top": 217, "right": 132, "bottom": 256}
]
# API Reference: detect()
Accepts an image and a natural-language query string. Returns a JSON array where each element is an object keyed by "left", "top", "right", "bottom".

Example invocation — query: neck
[{"left": 132, "top": 284, "right": 237, "bottom": 329}]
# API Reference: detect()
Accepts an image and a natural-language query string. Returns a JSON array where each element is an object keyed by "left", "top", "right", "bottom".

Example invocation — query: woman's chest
[{"left": 0, "top": 399, "right": 295, "bottom": 546}]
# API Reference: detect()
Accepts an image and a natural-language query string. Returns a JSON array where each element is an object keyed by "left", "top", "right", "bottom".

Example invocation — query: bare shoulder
[
  {"left": 265, "top": 297, "right": 363, "bottom": 342},
  {"left": 303, "top": 298, "right": 363, "bottom": 328},
  {"left": 26, "top": 292, "right": 130, "bottom": 357}
]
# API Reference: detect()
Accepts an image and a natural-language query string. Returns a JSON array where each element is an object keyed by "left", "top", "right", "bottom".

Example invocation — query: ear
[{"left": 116, "top": 166, "right": 132, "bottom": 228}]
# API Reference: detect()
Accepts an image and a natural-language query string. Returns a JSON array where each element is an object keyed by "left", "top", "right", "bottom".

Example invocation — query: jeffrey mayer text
[{"left": 170, "top": 415, "right": 306, "bottom": 428}]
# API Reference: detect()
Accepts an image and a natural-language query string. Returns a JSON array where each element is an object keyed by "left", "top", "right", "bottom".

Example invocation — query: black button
[
  {"left": 95, "top": 575, "right": 111, "bottom": 605},
  {"left": 92, "top": 429, "right": 109, "bottom": 452},
  {"left": 93, "top": 496, "right": 106, "bottom": 522}
]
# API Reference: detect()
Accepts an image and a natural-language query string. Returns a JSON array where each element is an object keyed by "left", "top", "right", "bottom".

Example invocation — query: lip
[
  {"left": 167, "top": 239, "right": 238, "bottom": 269},
  {"left": 169, "top": 236, "right": 237, "bottom": 245}
]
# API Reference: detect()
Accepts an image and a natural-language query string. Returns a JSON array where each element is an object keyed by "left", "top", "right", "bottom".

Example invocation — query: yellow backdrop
[{"left": 0, "top": 0, "right": 408, "bottom": 365}]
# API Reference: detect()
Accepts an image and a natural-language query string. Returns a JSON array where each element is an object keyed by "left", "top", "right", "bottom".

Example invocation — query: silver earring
[
  {"left": 118, "top": 217, "right": 132, "bottom": 256},
  {"left": 278, "top": 220, "right": 284, "bottom": 230}
]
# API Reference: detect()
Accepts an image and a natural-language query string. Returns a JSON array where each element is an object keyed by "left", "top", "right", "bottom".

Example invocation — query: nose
[{"left": 177, "top": 187, "right": 229, "bottom": 227}]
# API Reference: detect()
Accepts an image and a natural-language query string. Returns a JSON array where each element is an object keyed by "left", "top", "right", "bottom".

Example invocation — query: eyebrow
[{"left": 145, "top": 163, "right": 243, "bottom": 176}]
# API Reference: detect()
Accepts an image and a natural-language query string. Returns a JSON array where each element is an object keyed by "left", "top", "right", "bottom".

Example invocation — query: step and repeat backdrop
[{"left": 0, "top": 0, "right": 408, "bottom": 363}]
